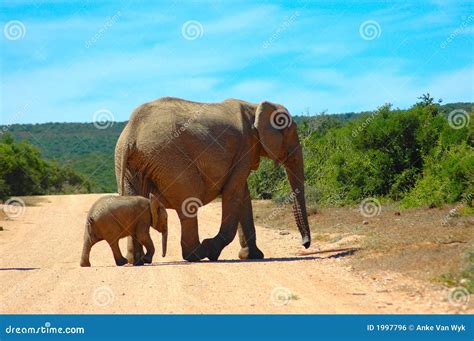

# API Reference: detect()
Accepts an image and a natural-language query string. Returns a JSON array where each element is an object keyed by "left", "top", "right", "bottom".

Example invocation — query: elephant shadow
[
  {"left": 0, "top": 267, "right": 40, "bottom": 271},
  {"left": 147, "top": 248, "right": 358, "bottom": 267}
]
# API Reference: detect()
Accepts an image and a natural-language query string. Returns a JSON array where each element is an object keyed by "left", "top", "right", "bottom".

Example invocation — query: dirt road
[{"left": 0, "top": 194, "right": 468, "bottom": 313}]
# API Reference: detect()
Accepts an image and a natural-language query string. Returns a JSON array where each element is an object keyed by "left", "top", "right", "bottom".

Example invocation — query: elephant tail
[
  {"left": 80, "top": 219, "right": 96, "bottom": 267},
  {"left": 119, "top": 144, "right": 129, "bottom": 196}
]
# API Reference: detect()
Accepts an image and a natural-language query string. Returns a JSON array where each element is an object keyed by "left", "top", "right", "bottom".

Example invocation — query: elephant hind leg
[{"left": 238, "top": 185, "right": 264, "bottom": 260}]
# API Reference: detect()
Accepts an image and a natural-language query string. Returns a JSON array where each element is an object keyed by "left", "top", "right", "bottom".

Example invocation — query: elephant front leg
[
  {"left": 137, "top": 231, "right": 155, "bottom": 264},
  {"left": 201, "top": 181, "right": 244, "bottom": 261},
  {"left": 237, "top": 185, "right": 264, "bottom": 260}
]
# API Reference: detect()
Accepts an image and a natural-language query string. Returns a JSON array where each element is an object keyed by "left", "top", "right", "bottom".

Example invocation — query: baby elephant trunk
[{"left": 161, "top": 229, "right": 168, "bottom": 258}]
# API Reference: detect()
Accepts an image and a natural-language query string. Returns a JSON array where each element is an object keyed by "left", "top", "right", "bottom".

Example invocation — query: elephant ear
[
  {"left": 254, "top": 101, "right": 291, "bottom": 161},
  {"left": 149, "top": 193, "right": 168, "bottom": 257},
  {"left": 149, "top": 193, "right": 163, "bottom": 231}
]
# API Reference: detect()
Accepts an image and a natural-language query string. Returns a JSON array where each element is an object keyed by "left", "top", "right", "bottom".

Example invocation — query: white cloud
[
  {"left": 226, "top": 80, "right": 276, "bottom": 99},
  {"left": 423, "top": 64, "right": 474, "bottom": 103},
  {"left": 204, "top": 5, "right": 278, "bottom": 35},
  {"left": 226, "top": 64, "right": 473, "bottom": 115}
]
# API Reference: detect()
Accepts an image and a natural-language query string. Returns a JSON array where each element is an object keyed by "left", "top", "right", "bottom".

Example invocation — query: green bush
[
  {"left": 0, "top": 133, "right": 92, "bottom": 199},
  {"left": 248, "top": 158, "right": 286, "bottom": 199},
  {"left": 402, "top": 143, "right": 474, "bottom": 207}
]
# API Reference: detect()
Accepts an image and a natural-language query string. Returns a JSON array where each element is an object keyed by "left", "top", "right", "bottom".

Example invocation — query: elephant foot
[
  {"left": 238, "top": 246, "right": 264, "bottom": 260},
  {"left": 183, "top": 254, "right": 202, "bottom": 262},
  {"left": 80, "top": 260, "right": 91, "bottom": 267},
  {"left": 127, "top": 248, "right": 145, "bottom": 264},
  {"left": 115, "top": 257, "right": 128, "bottom": 266},
  {"left": 133, "top": 257, "right": 145, "bottom": 266},
  {"left": 202, "top": 238, "right": 223, "bottom": 262},
  {"left": 182, "top": 244, "right": 208, "bottom": 262}
]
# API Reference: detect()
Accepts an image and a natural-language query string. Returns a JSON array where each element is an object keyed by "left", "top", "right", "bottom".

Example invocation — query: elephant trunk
[
  {"left": 161, "top": 229, "right": 168, "bottom": 258},
  {"left": 284, "top": 146, "right": 311, "bottom": 249}
]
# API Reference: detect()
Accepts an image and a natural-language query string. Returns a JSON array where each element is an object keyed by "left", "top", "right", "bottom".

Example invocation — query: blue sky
[{"left": 1, "top": 0, "right": 473, "bottom": 124}]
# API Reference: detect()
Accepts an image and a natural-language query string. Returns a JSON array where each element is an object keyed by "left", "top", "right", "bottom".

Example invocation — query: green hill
[{"left": 3, "top": 122, "right": 126, "bottom": 193}]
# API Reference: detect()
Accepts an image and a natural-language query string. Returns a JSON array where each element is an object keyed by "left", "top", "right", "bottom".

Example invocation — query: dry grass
[
  {"left": 253, "top": 200, "right": 474, "bottom": 292},
  {"left": 0, "top": 196, "right": 51, "bottom": 222},
  {"left": 17, "top": 196, "right": 51, "bottom": 207}
]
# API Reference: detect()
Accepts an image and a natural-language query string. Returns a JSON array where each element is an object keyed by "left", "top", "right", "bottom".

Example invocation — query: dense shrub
[
  {"left": 0, "top": 133, "right": 92, "bottom": 200},
  {"left": 402, "top": 143, "right": 474, "bottom": 207}
]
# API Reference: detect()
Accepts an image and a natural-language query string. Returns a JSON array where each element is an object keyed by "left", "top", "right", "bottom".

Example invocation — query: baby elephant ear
[{"left": 149, "top": 193, "right": 168, "bottom": 257}]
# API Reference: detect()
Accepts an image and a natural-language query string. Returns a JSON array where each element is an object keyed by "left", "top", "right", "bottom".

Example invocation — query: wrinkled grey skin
[
  {"left": 80, "top": 193, "right": 167, "bottom": 267},
  {"left": 115, "top": 97, "right": 311, "bottom": 262}
]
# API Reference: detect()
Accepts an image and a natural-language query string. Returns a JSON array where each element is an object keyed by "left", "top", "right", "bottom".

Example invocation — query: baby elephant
[{"left": 80, "top": 193, "right": 168, "bottom": 267}]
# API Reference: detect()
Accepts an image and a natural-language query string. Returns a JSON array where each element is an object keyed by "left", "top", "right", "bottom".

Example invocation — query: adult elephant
[{"left": 115, "top": 97, "right": 311, "bottom": 262}]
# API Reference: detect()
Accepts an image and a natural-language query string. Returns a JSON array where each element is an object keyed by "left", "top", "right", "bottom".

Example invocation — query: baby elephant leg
[
  {"left": 137, "top": 231, "right": 155, "bottom": 264},
  {"left": 108, "top": 240, "right": 128, "bottom": 266}
]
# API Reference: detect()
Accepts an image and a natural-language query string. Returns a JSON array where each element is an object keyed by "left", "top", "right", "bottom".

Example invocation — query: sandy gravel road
[{"left": 0, "top": 194, "right": 468, "bottom": 314}]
